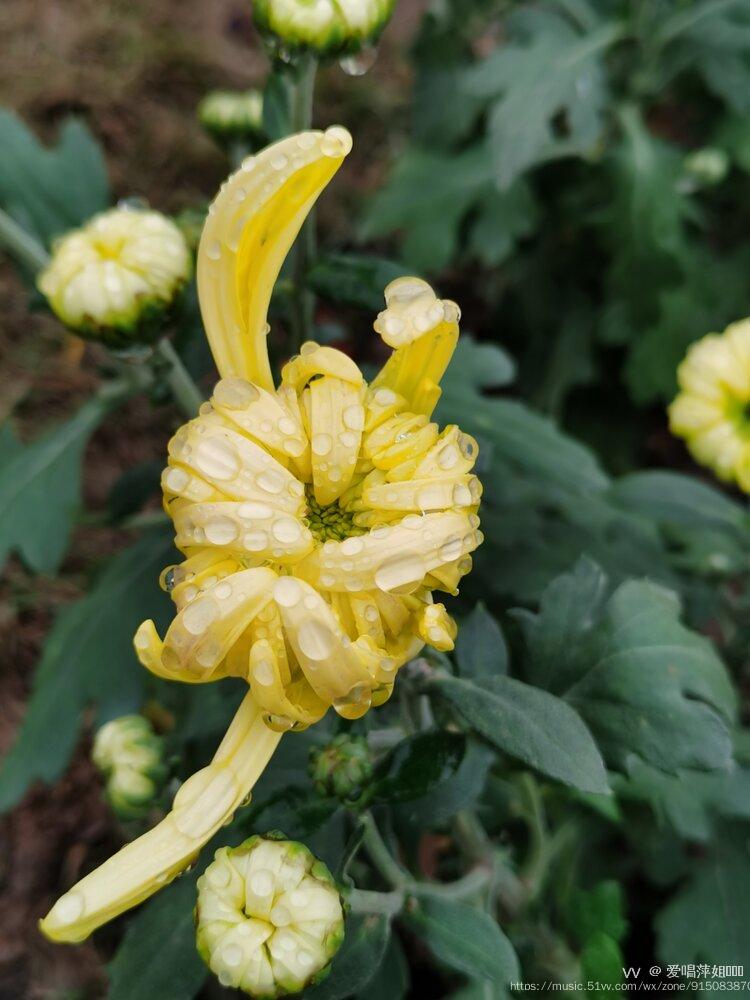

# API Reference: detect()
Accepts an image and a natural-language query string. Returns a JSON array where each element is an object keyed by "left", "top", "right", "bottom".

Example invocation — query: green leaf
[
  {"left": 403, "top": 896, "right": 520, "bottom": 984},
  {"left": 0, "top": 110, "right": 109, "bottom": 245},
  {"left": 0, "top": 529, "right": 175, "bottom": 811},
  {"left": 362, "top": 143, "right": 536, "bottom": 272},
  {"left": 456, "top": 604, "right": 508, "bottom": 679},
  {"left": 432, "top": 673, "right": 610, "bottom": 794},
  {"left": 367, "top": 731, "right": 466, "bottom": 804},
  {"left": 308, "top": 254, "right": 408, "bottom": 312},
  {"left": 357, "top": 934, "right": 409, "bottom": 1000},
  {"left": 306, "top": 914, "right": 390, "bottom": 1000},
  {"left": 441, "top": 336, "right": 516, "bottom": 394},
  {"left": 394, "top": 740, "right": 494, "bottom": 828},
  {"left": 108, "top": 875, "right": 206, "bottom": 1000},
  {"left": 463, "top": 9, "right": 620, "bottom": 187},
  {"left": 656, "top": 825, "right": 750, "bottom": 966},
  {"left": 609, "top": 471, "right": 747, "bottom": 531},
  {"left": 565, "top": 881, "right": 628, "bottom": 947},
  {"left": 0, "top": 398, "right": 110, "bottom": 574},
  {"left": 519, "top": 561, "right": 736, "bottom": 774},
  {"left": 580, "top": 933, "right": 624, "bottom": 993}
]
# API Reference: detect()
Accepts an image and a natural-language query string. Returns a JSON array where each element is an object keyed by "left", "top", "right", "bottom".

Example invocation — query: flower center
[{"left": 304, "top": 486, "right": 365, "bottom": 543}]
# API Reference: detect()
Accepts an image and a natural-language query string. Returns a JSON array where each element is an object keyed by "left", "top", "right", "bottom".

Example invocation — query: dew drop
[
  {"left": 239, "top": 501, "right": 272, "bottom": 520},
  {"left": 274, "top": 577, "right": 302, "bottom": 608},
  {"left": 342, "top": 405, "right": 364, "bottom": 431},
  {"left": 194, "top": 437, "right": 241, "bottom": 481},
  {"left": 205, "top": 516, "right": 239, "bottom": 545},
  {"left": 253, "top": 660, "right": 275, "bottom": 686},
  {"left": 164, "top": 467, "right": 189, "bottom": 493},
  {"left": 222, "top": 943, "right": 244, "bottom": 968},
  {"left": 278, "top": 416, "right": 297, "bottom": 435},
  {"left": 452, "top": 483, "right": 472, "bottom": 506},
  {"left": 207, "top": 864, "right": 231, "bottom": 889},
  {"left": 258, "top": 468, "right": 286, "bottom": 494},
  {"left": 214, "top": 581, "right": 233, "bottom": 600},
  {"left": 297, "top": 619, "right": 336, "bottom": 661},
  {"left": 54, "top": 891, "right": 85, "bottom": 925},
  {"left": 374, "top": 388, "right": 397, "bottom": 406},
  {"left": 341, "top": 535, "right": 363, "bottom": 556},
  {"left": 297, "top": 948, "right": 315, "bottom": 969},
  {"left": 206, "top": 239, "right": 221, "bottom": 261},
  {"left": 271, "top": 152, "right": 289, "bottom": 171},
  {"left": 214, "top": 378, "right": 259, "bottom": 410},
  {"left": 182, "top": 596, "right": 220, "bottom": 635},
  {"left": 251, "top": 869, "right": 274, "bottom": 897},
  {"left": 374, "top": 552, "right": 426, "bottom": 592},
  {"left": 312, "top": 433, "right": 332, "bottom": 456},
  {"left": 273, "top": 518, "right": 302, "bottom": 544},
  {"left": 243, "top": 530, "right": 268, "bottom": 552},
  {"left": 439, "top": 537, "right": 463, "bottom": 562},
  {"left": 437, "top": 445, "right": 459, "bottom": 471},
  {"left": 333, "top": 683, "right": 372, "bottom": 720}
]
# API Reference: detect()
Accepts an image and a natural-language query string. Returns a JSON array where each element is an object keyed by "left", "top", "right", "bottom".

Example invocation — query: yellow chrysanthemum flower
[
  {"left": 669, "top": 319, "right": 750, "bottom": 490},
  {"left": 196, "top": 836, "right": 344, "bottom": 996},
  {"left": 38, "top": 207, "right": 192, "bottom": 348},
  {"left": 40, "top": 126, "right": 482, "bottom": 946}
]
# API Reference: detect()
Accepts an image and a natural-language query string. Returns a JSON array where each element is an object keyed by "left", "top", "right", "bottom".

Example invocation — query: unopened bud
[
  {"left": 683, "top": 147, "right": 729, "bottom": 188},
  {"left": 415, "top": 602, "right": 458, "bottom": 652},
  {"left": 196, "top": 835, "right": 344, "bottom": 997},
  {"left": 309, "top": 734, "right": 374, "bottom": 800},
  {"left": 252, "top": 0, "right": 396, "bottom": 58},
  {"left": 198, "top": 89, "right": 265, "bottom": 148},
  {"left": 92, "top": 715, "right": 166, "bottom": 820},
  {"left": 38, "top": 207, "right": 192, "bottom": 349}
]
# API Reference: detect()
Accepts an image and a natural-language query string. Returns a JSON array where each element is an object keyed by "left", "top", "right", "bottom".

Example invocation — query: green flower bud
[
  {"left": 252, "top": 0, "right": 396, "bottom": 58},
  {"left": 683, "top": 147, "right": 729, "bottom": 187},
  {"left": 198, "top": 89, "right": 265, "bottom": 148},
  {"left": 309, "top": 734, "right": 373, "bottom": 800},
  {"left": 196, "top": 835, "right": 345, "bottom": 997},
  {"left": 38, "top": 207, "right": 192, "bottom": 350},
  {"left": 92, "top": 715, "right": 166, "bottom": 821}
]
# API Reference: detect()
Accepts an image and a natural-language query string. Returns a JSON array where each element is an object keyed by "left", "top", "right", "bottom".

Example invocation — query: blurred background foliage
[{"left": 2, "top": 0, "right": 750, "bottom": 997}]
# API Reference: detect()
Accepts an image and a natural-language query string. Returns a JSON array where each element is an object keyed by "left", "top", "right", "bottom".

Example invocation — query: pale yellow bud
[
  {"left": 38, "top": 207, "right": 192, "bottom": 349},
  {"left": 196, "top": 835, "right": 345, "bottom": 997},
  {"left": 92, "top": 715, "right": 166, "bottom": 820}
]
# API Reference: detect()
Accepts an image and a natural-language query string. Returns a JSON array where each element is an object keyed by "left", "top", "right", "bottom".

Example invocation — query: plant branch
[
  {"left": 360, "top": 812, "right": 409, "bottom": 889},
  {"left": 0, "top": 207, "right": 50, "bottom": 272},
  {"left": 153, "top": 338, "right": 204, "bottom": 418},
  {"left": 345, "top": 887, "right": 404, "bottom": 916}
]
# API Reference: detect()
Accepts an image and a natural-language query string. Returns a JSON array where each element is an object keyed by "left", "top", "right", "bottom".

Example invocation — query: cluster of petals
[
  {"left": 40, "top": 126, "right": 481, "bottom": 947},
  {"left": 196, "top": 836, "right": 344, "bottom": 997},
  {"left": 669, "top": 319, "right": 750, "bottom": 490}
]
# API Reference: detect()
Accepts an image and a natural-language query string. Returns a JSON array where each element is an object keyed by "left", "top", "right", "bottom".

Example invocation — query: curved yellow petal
[
  {"left": 197, "top": 127, "right": 353, "bottom": 388},
  {"left": 40, "top": 693, "right": 281, "bottom": 943},
  {"left": 371, "top": 278, "right": 460, "bottom": 417}
]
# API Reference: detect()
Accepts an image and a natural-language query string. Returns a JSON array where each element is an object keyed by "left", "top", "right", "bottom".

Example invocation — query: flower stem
[
  {"left": 153, "top": 338, "right": 204, "bottom": 418},
  {"left": 0, "top": 207, "right": 50, "bottom": 272},
  {"left": 360, "top": 812, "right": 409, "bottom": 889},
  {"left": 346, "top": 888, "right": 404, "bottom": 916},
  {"left": 288, "top": 52, "right": 318, "bottom": 352}
]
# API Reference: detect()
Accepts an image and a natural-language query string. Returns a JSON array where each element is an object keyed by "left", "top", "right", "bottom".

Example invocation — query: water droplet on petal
[
  {"left": 274, "top": 577, "right": 303, "bottom": 608},
  {"left": 374, "top": 552, "right": 426, "bottom": 592},
  {"left": 258, "top": 468, "right": 286, "bottom": 494},
  {"left": 206, "top": 239, "right": 221, "bottom": 261},
  {"left": 194, "top": 437, "right": 241, "bottom": 481},
  {"left": 182, "top": 596, "right": 220, "bottom": 635},
  {"left": 342, "top": 405, "right": 364, "bottom": 431},
  {"left": 312, "top": 433, "right": 332, "bottom": 456},
  {"left": 333, "top": 683, "right": 372, "bottom": 720},
  {"left": 54, "top": 891, "right": 85, "bottom": 925},
  {"left": 205, "top": 516, "right": 239, "bottom": 545},
  {"left": 297, "top": 619, "right": 335, "bottom": 661},
  {"left": 253, "top": 660, "right": 275, "bottom": 686}
]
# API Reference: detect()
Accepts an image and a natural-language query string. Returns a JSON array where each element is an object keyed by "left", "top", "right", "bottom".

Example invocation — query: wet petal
[
  {"left": 197, "top": 128, "right": 352, "bottom": 388},
  {"left": 309, "top": 376, "right": 365, "bottom": 505}
]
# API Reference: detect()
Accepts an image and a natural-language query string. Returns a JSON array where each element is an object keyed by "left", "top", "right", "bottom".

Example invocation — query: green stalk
[
  {"left": 153, "top": 338, "right": 204, "bottom": 418},
  {"left": 288, "top": 52, "right": 318, "bottom": 352},
  {"left": 0, "top": 207, "right": 50, "bottom": 271}
]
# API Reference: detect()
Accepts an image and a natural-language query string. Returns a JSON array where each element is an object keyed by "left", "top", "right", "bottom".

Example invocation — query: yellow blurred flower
[
  {"left": 196, "top": 836, "right": 344, "bottom": 997},
  {"left": 38, "top": 207, "right": 192, "bottom": 348},
  {"left": 669, "top": 319, "right": 750, "bottom": 490},
  {"left": 253, "top": 0, "right": 396, "bottom": 57},
  {"left": 198, "top": 89, "right": 265, "bottom": 147},
  {"left": 40, "top": 126, "right": 482, "bottom": 946}
]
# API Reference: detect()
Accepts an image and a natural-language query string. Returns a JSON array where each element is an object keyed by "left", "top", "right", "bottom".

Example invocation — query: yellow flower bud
[
  {"left": 92, "top": 715, "right": 166, "bottom": 820},
  {"left": 196, "top": 836, "right": 344, "bottom": 997},
  {"left": 198, "top": 89, "right": 265, "bottom": 148},
  {"left": 252, "top": 0, "right": 396, "bottom": 57},
  {"left": 669, "top": 320, "right": 750, "bottom": 491},
  {"left": 38, "top": 207, "right": 192, "bottom": 349}
]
